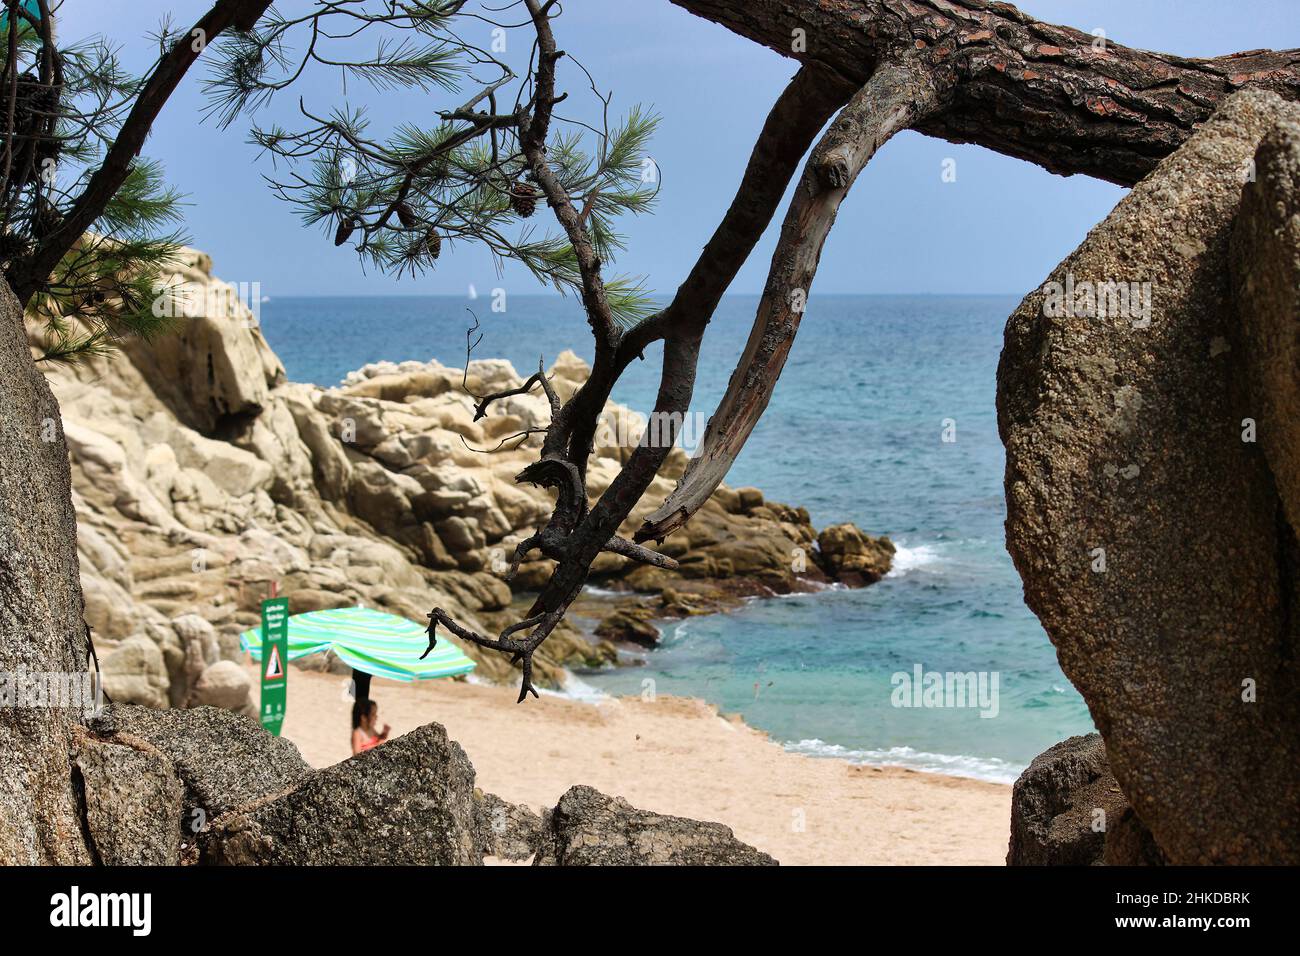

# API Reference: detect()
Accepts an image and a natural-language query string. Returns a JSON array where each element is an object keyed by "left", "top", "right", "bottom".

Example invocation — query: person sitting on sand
[{"left": 351, "top": 698, "right": 391, "bottom": 755}]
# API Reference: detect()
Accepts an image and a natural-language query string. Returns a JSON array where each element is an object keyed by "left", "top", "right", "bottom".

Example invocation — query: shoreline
[
  {"left": 567, "top": 577, "right": 1028, "bottom": 787},
  {"left": 262, "top": 662, "right": 1012, "bottom": 865}
]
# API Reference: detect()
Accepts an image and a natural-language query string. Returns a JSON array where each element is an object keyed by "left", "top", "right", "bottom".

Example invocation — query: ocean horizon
[{"left": 260, "top": 292, "right": 1096, "bottom": 783}]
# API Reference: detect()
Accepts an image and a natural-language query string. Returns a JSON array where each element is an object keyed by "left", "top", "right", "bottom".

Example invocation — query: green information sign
[{"left": 259, "top": 597, "right": 289, "bottom": 736}]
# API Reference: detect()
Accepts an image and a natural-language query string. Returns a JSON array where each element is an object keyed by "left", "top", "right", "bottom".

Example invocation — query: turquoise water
[{"left": 259, "top": 294, "right": 1094, "bottom": 781}]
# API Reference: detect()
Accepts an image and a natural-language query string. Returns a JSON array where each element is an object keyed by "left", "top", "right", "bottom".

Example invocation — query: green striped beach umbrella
[
  {"left": 0, "top": 1, "right": 42, "bottom": 30},
  {"left": 241, "top": 606, "right": 475, "bottom": 683}
]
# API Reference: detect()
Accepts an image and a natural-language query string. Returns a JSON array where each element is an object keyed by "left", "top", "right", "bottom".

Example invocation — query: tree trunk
[
  {"left": 670, "top": 0, "right": 1300, "bottom": 185},
  {"left": 0, "top": 279, "right": 92, "bottom": 864}
]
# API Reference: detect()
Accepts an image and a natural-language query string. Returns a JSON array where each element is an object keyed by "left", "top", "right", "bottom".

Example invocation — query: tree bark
[
  {"left": 0, "top": 279, "right": 92, "bottom": 863},
  {"left": 670, "top": 0, "right": 1300, "bottom": 186}
]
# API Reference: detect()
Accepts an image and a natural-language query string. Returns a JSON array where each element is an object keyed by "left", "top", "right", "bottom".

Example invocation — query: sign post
[{"left": 259, "top": 596, "right": 289, "bottom": 736}]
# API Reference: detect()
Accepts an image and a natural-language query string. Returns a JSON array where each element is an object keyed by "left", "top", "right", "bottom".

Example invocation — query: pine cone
[
  {"left": 395, "top": 202, "right": 418, "bottom": 229},
  {"left": 14, "top": 74, "right": 56, "bottom": 131},
  {"left": 334, "top": 216, "right": 358, "bottom": 247},
  {"left": 510, "top": 183, "right": 538, "bottom": 219},
  {"left": 425, "top": 230, "right": 442, "bottom": 260}
]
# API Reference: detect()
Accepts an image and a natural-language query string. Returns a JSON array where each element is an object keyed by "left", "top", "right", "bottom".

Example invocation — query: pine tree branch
[{"left": 8, "top": 0, "right": 273, "bottom": 307}]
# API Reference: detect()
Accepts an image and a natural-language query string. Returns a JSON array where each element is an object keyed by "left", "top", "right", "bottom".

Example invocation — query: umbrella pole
[{"left": 351, "top": 669, "right": 372, "bottom": 704}]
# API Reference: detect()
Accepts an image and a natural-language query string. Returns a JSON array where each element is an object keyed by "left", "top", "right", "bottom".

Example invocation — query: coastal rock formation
[
  {"left": 816, "top": 523, "right": 896, "bottom": 585},
  {"left": 593, "top": 605, "right": 662, "bottom": 647},
  {"left": 998, "top": 90, "right": 1300, "bottom": 864},
  {"left": 31, "top": 246, "right": 888, "bottom": 703},
  {"left": 533, "top": 785, "right": 776, "bottom": 866}
]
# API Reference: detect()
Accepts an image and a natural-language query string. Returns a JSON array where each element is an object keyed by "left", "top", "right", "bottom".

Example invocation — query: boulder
[
  {"left": 1008, "top": 734, "right": 1166, "bottom": 867},
  {"left": 105, "top": 705, "right": 312, "bottom": 835},
  {"left": 474, "top": 791, "right": 544, "bottom": 862},
  {"left": 189, "top": 660, "right": 254, "bottom": 714},
  {"left": 1007, "top": 734, "right": 1128, "bottom": 866},
  {"left": 594, "top": 605, "right": 661, "bottom": 647},
  {"left": 101, "top": 635, "right": 170, "bottom": 709},
  {"left": 72, "top": 729, "right": 183, "bottom": 865},
  {"left": 997, "top": 89, "right": 1300, "bottom": 864},
  {"left": 200, "top": 722, "right": 483, "bottom": 865},
  {"left": 816, "top": 523, "right": 894, "bottom": 584},
  {"left": 533, "top": 785, "right": 776, "bottom": 866}
]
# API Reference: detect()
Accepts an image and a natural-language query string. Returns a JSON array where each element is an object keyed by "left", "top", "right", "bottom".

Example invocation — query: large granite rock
[
  {"left": 816, "top": 522, "right": 895, "bottom": 584},
  {"left": 200, "top": 722, "right": 483, "bottom": 865},
  {"left": 998, "top": 90, "right": 1300, "bottom": 864},
  {"left": 533, "top": 785, "right": 776, "bottom": 866},
  {"left": 119, "top": 248, "right": 285, "bottom": 434}
]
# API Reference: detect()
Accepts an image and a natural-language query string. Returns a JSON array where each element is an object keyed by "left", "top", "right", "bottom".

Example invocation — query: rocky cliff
[{"left": 30, "top": 247, "right": 891, "bottom": 711}]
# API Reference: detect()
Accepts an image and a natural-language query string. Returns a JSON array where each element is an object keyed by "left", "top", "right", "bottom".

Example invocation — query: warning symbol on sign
[{"left": 264, "top": 644, "right": 284, "bottom": 681}]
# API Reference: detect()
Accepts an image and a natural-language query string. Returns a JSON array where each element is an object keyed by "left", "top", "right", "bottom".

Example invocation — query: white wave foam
[
  {"left": 784, "top": 738, "right": 1022, "bottom": 784},
  {"left": 773, "top": 580, "right": 847, "bottom": 597},
  {"left": 541, "top": 671, "right": 612, "bottom": 702},
  {"left": 581, "top": 584, "right": 625, "bottom": 598},
  {"left": 886, "top": 542, "right": 943, "bottom": 578}
]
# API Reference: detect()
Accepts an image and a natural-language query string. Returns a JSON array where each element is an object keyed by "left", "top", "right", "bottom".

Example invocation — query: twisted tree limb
[
  {"left": 670, "top": 0, "right": 1300, "bottom": 186},
  {"left": 640, "top": 51, "right": 953, "bottom": 541},
  {"left": 428, "top": 57, "right": 852, "bottom": 701}
]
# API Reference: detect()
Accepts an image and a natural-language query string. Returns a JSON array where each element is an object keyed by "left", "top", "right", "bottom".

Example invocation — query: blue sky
[{"left": 60, "top": 1, "right": 1300, "bottom": 297}]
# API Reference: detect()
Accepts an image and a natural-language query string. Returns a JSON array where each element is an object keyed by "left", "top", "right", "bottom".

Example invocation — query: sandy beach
[{"left": 257, "top": 663, "right": 1012, "bottom": 865}]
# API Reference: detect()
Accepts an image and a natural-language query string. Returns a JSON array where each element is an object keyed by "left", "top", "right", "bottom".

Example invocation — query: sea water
[{"left": 261, "top": 294, "right": 1095, "bottom": 782}]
